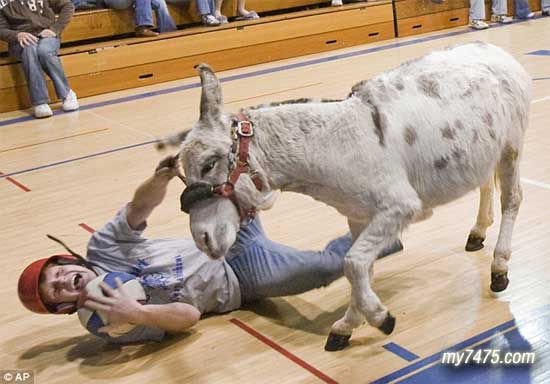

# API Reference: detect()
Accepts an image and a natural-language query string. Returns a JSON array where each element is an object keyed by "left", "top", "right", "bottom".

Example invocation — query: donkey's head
[{"left": 178, "top": 64, "right": 277, "bottom": 259}]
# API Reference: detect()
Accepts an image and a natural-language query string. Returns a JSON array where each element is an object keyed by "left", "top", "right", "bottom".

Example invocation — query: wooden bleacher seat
[
  {"left": 1, "top": 1, "right": 394, "bottom": 113},
  {"left": 394, "top": 0, "right": 470, "bottom": 37}
]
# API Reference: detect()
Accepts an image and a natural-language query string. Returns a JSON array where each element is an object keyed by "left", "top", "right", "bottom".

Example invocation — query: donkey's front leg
[{"left": 325, "top": 198, "right": 420, "bottom": 351}]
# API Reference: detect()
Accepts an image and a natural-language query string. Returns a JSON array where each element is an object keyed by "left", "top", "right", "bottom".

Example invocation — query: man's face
[{"left": 39, "top": 264, "right": 96, "bottom": 305}]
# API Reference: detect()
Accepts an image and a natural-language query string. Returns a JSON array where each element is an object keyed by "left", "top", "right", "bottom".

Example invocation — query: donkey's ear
[{"left": 197, "top": 63, "right": 223, "bottom": 122}]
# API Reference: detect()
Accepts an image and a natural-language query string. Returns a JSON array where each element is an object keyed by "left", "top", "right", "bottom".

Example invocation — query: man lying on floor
[{"left": 18, "top": 156, "right": 402, "bottom": 343}]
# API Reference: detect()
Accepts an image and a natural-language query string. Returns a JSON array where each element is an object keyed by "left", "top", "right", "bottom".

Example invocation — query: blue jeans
[
  {"left": 515, "top": 0, "right": 531, "bottom": 17},
  {"left": 227, "top": 218, "right": 353, "bottom": 303},
  {"left": 470, "top": 0, "right": 507, "bottom": 19},
  {"left": 104, "top": 0, "right": 176, "bottom": 31},
  {"left": 9, "top": 38, "right": 70, "bottom": 106},
  {"left": 166, "top": 0, "right": 213, "bottom": 15}
]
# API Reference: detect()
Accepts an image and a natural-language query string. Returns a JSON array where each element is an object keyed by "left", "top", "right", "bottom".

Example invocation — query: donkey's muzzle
[{"left": 180, "top": 182, "right": 215, "bottom": 213}]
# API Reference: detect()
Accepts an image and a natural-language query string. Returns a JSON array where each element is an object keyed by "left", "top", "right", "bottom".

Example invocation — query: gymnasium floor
[{"left": 1, "top": 16, "right": 549, "bottom": 384}]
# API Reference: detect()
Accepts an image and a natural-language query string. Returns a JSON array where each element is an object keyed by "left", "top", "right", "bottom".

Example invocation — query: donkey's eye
[{"left": 201, "top": 161, "right": 217, "bottom": 177}]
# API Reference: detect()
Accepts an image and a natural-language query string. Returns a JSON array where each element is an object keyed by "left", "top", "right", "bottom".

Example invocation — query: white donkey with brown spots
[{"left": 162, "top": 41, "right": 531, "bottom": 351}]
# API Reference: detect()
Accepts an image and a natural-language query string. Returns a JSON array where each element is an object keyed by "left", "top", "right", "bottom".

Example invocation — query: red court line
[
  {"left": 79, "top": 223, "right": 96, "bottom": 233},
  {"left": 0, "top": 171, "right": 31, "bottom": 192},
  {"left": 230, "top": 318, "right": 338, "bottom": 384}
]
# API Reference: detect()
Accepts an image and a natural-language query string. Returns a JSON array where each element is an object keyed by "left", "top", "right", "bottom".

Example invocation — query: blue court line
[
  {"left": 383, "top": 342, "right": 420, "bottom": 362},
  {"left": 526, "top": 50, "right": 550, "bottom": 56},
  {"left": 1, "top": 16, "right": 543, "bottom": 129},
  {"left": 0, "top": 140, "right": 157, "bottom": 179},
  {"left": 370, "top": 320, "right": 517, "bottom": 384}
]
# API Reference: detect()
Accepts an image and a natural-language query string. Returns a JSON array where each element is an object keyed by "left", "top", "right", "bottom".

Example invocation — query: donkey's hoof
[
  {"left": 491, "top": 272, "right": 509, "bottom": 292},
  {"left": 465, "top": 234, "right": 485, "bottom": 252},
  {"left": 378, "top": 312, "right": 396, "bottom": 335},
  {"left": 324, "top": 332, "right": 351, "bottom": 351},
  {"left": 379, "top": 239, "right": 404, "bottom": 258}
]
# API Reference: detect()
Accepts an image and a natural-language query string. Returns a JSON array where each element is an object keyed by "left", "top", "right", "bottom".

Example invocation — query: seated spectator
[
  {"left": 514, "top": 0, "right": 550, "bottom": 18},
  {"left": 0, "top": 0, "right": 79, "bottom": 118},
  {"left": 469, "top": 0, "right": 513, "bottom": 29},
  {"left": 69, "top": 0, "right": 177, "bottom": 36},
  {"left": 166, "top": 0, "right": 220, "bottom": 26},
  {"left": 214, "top": 0, "right": 258, "bottom": 23}
]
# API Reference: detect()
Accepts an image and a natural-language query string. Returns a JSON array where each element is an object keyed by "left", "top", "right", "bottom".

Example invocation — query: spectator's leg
[
  {"left": 36, "top": 38, "right": 70, "bottom": 101},
  {"left": 151, "top": 0, "right": 177, "bottom": 32},
  {"left": 492, "top": 0, "right": 507, "bottom": 15},
  {"left": 470, "top": 0, "right": 486, "bottom": 20},
  {"left": 9, "top": 43, "right": 50, "bottom": 107},
  {"left": 514, "top": 0, "right": 532, "bottom": 17},
  {"left": 542, "top": 0, "right": 550, "bottom": 14}
]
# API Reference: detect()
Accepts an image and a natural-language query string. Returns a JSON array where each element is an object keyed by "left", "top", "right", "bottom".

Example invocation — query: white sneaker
[
  {"left": 491, "top": 14, "right": 513, "bottom": 23},
  {"left": 331, "top": 0, "right": 343, "bottom": 6},
  {"left": 34, "top": 104, "right": 53, "bottom": 118},
  {"left": 469, "top": 19, "right": 489, "bottom": 29},
  {"left": 62, "top": 90, "right": 79, "bottom": 112}
]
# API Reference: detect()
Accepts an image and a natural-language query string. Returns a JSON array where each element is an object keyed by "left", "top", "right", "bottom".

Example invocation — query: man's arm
[
  {"left": 48, "top": 0, "right": 75, "bottom": 36},
  {"left": 85, "top": 278, "right": 201, "bottom": 334},
  {"left": 126, "top": 155, "right": 183, "bottom": 230}
]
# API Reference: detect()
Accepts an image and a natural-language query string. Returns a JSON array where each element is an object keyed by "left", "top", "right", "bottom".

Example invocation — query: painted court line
[
  {"left": 521, "top": 177, "right": 550, "bottom": 190},
  {"left": 230, "top": 318, "right": 338, "bottom": 384},
  {"left": 0, "top": 171, "right": 31, "bottom": 192},
  {"left": 532, "top": 96, "right": 550, "bottom": 104},
  {"left": 0, "top": 128, "right": 109, "bottom": 154},
  {"left": 370, "top": 319, "right": 517, "bottom": 384},
  {"left": 0, "top": 139, "right": 157, "bottom": 179},
  {"left": 383, "top": 342, "right": 420, "bottom": 362},
  {"left": 79, "top": 223, "right": 96, "bottom": 234}
]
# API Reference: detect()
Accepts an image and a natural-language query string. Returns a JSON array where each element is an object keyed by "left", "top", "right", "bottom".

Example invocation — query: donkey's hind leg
[
  {"left": 466, "top": 181, "right": 495, "bottom": 251},
  {"left": 491, "top": 145, "right": 523, "bottom": 292}
]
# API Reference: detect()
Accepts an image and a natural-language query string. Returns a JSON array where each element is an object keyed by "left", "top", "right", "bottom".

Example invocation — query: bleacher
[{"left": 0, "top": 0, "right": 540, "bottom": 113}]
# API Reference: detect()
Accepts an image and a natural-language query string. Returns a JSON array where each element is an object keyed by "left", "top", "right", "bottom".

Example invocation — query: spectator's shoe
[
  {"left": 62, "top": 90, "right": 79, "bottom": 112},
  {"left": 524, "top": 12, "right": 535, "bottom": 18},
  {"left": 542, "top": 9, "right": 550, "bottom": 16},
  {"left": 234, "top": 11, "right": 259, "bottom": 20},
  {"left": 331, "top": 0, "right": 343, "bottom": 5},
  {"left": 202, "top": 14, "right": 221, "bottom": 26},
  {"left": 491, "top": 14, "right": 513, "bottom": 23},
  {"left": 135, "top": 26, "right": 159, "bottom": 37},
  {"left": 469, "top": 19, "right": 489, "bottom": 29},
  {"left": 34, "top": 104, "right": 53, "bottom": 118},
  {"left": 216, "top": 15, "right": 228, "bottom": 24}
]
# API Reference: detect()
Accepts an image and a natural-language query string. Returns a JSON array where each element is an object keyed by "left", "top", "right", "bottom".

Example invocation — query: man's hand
[
  {"left": 84, "top": 278, "right": 144, "bottom": 327},
  {"left": 39, "top": 29, "right": 57, "bottom": 38},
  {"left": 17, "top": 32, "right": 38, "bottom": 47},
  {"left": 155, "top": 154, "right": 184, "bottom": 181}
]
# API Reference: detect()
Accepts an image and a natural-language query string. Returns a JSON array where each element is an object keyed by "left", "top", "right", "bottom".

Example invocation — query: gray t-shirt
[{"left": 85, "top": 206, "right": 241, "bottom": 343}]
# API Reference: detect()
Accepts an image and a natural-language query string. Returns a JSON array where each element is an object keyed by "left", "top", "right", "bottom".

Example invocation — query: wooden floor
[{"left": 1, "top": 17, "right": 549, "bottom": 384}]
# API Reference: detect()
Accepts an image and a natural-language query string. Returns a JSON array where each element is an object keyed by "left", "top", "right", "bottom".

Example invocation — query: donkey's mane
[{"left": 248, "top": 97, "right": 343, "bottom": 110}]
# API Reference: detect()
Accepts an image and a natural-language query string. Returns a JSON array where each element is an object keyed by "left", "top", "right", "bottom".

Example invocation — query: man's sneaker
[
  {"left": 331, "top": 0, "right": 343, "bottom": 6},
  {"left": 491, "top": 14, "right": 513, "bottom": 23},
  {"left": 470, "top": 19, "right": 489, "bottom": 29},
  {"left": 202, "top": 14, "right": 221, "bottom": 26},
  {"left": 34, "top": 104, "right": 53, "bottom": 118},
  {"left": 542, "top": 9, "right": 550, "bottom": 16},
  {"left": 62, "top": 90, "right": 79, "bottom": 112}
]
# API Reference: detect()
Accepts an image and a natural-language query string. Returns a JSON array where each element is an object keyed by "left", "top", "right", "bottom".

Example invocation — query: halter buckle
[{"left": 237, "top": 120, "right": 254, "bottom": 137}]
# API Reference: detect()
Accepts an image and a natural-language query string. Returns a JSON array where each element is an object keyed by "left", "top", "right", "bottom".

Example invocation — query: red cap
[{"left": 18, "top": 255, "right": 76, "bottom": 314}]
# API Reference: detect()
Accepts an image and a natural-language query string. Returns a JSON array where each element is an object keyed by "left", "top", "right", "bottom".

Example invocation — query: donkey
[{"left": 164, "top": 41, "right": 531, "bottom": 351}]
